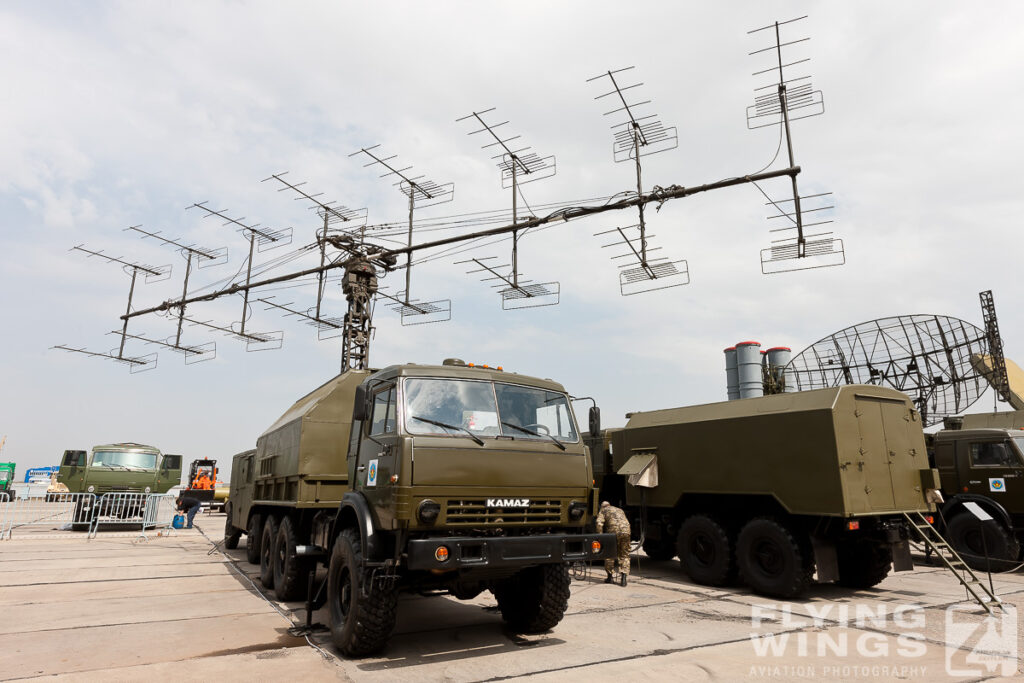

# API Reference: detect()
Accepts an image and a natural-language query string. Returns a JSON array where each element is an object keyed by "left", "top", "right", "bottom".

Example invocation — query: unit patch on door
[
  {"left": 367, "top": 459, "right": 378, "bottom": 487},
  {"left": 989, "top": 477, "right": 1006, "bottom": 493}
]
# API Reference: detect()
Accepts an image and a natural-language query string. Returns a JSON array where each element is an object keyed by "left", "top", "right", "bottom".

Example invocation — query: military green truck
[
  {"left": 587, "top": 385, "right": 942, "bottom": 598},
  {"left": 927, "top": 419, "right": 1024, "bottom": 571},
  {"left": 225, "top": 360, "right": 613, "bottom": 656},
  {"left": 0, "top": 462, "right": 15, "bottom": 501},
  {"left": 58, "top": 444, "right": 182, "bottom": 529}
]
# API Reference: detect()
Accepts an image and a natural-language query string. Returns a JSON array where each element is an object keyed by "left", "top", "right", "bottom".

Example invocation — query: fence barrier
[
  {"left": 0, "top": 492, "right": 97, "bottom": 540},
  {"left": 87, "top": 492, "right": 177, "bottom": 539},
  {"left": 0, "top": 492, "right": 177, "bottom": 540}
]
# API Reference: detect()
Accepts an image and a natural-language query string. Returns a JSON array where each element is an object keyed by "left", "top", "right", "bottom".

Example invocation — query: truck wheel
[
  {"left": 245, "top": 513, "right": 262, "bottom": 564},
  {"left": 836, "top": 541, "right": 892, "bottom": 589},
  {"left": 946, "top": 513, "right": 1021, "bottom": 572},
  {"left": 642, "top": 538, "right": 676, "bottom": 561},
  {"left": 736, "top": 518, "right": 813, "bottom": 598},
  {"left": 327, "top": 528, "right": 397, "bottom": 657},
  {"left": 259, "top": 516, "right": 279, "bottom": 589},
  {"left": 492, "top": 563, "right": 571, "bottom": 633},
  {"left": 676, "top": 515, "right": 735, "bottom": 586},
  {"left": 223, "top": 504, "right": 241, "bottom": 550},
  {"left": 273, "top": 516, "right": 312, "bottom": 601}
]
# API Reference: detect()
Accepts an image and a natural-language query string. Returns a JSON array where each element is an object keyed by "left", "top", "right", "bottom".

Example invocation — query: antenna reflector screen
[
  {"left": 501, "top": 282, "right": 560, "bottom": 310},
  {"left": 127, "top": 352, "right": 158, "bottom": 374},
  {"left": 761, "top": 238, "right": 845, "bottom": 274},
  {"left": 184, "top": 342, "right": 217, "bottom": 365},
  {"left": 747, "top": 88, "right": 824, "bottom": 129},
  {"left": 195, "top": 246, "right": 229, "bottom": 268},
  {"left": 245, "top": 330, "right": 283, "bottom": 352},
  {"left": 391, "top": 298, "right": 452, "bottom": 326},
  {"left": 619, "top": 259, "right": 689, "bottom": 296}
]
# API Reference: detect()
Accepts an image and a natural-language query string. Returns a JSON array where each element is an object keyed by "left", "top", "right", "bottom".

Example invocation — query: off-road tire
[
  {"left": 259, "top": 515, "right": 279, "bottom": 588},
  {"left": 836, "top": 541, "right": 892, "bottom": 589},
  {"left": 946, "top": 512, "right": 1021, "bottom": 572},
  {"left": 642, "top": 537, "right": 677, "bottom": 561},
  {"left": 736, "top": 517, "right": 814, "bottom": 598},
  {"left": 273, "top": 515, "right": 311, "bottom": 601},
  {"left": 492, "top": 564, "right": 571, "bottom": 633},
  {"left": 327, "top": 528, "right": 398, "bottom": 657},
  {"left": 245, "top": 513, "right": 262, "bottom": 564},
  {"left": 223, "top": 503, "right": 241, "bottom": 550},
  {"left": 677, "top": 514, "right": 735, "bottom": 586}
]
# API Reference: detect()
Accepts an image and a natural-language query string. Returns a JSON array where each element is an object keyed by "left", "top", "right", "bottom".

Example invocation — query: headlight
[
  {"left": 569, "top": 501, "right": 587, "bottom": 520},
  {"left": 87, "top": 485, "right": 95, "bottom": 493},
  {"left": 417, "top": 499, "right": 441, "bottom": 525}
]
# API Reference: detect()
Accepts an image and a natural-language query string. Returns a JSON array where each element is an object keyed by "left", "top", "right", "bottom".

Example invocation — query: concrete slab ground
[{"left": 2, "top": 514, "right": 1022, "bottom": 682}]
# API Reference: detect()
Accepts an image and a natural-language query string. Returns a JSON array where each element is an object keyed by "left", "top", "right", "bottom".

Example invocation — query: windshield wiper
[
  {"left": 501, "top": 422, "right": 566, "bottom": 450},
  {"left": 411, "top": 416, "right": 485, "bottom": 446}
]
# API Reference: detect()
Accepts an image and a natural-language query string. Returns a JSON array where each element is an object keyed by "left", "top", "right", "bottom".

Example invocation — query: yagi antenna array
[
  {"left": 57, "top": 16, "right": 843, "bottom": 376},
  {"left": 52, "top": 244, "right": 174, "bottom": 371},
  {"left": 587, "top": 67, "right": 688, "bottom": 295},
  {"left": 262, "top": 172, "right": 369, "bottom": 328},
  {"left": 350, "top": 145, "right": 453, "bottom": 325},
  {"left": 186, "top": 201, "right": 292, "bottom": 340},
  {"left": 748, "top": 16, "right": 843, "bottom": 274},
  {"left": 456, "top": 108, "right": 559, "bottom": 309}
]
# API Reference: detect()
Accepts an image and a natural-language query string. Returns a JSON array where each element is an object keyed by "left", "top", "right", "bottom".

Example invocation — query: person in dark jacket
[{"left": 176, "top": 495, "right": 202, "bottom": 529}]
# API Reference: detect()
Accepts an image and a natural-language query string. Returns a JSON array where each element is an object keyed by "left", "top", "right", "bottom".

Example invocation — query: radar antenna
[
  {"left": 456, "top": 108, "right": 559, "bottom": 308},
  {"left": 349, "top": 145, "right": 454, "bottom": 325},
  {"left": 748, "top": 16, "right": 844, "bottom": 273},
  {"left": 587, "top": 66, "right": 688, "bottom": 295},
  {"left": 785, "top": 292, "right": 1012, "bottom": 425}
]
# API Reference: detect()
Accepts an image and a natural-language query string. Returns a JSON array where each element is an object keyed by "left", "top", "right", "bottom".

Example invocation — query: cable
[{"left": 195, "top": 523, "right": 335, "bottom": 662}]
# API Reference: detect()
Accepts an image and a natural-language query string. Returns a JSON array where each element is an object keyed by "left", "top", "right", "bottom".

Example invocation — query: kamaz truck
[
  {"left": 588, "top": 385, "right": 943, "bottom": 598},
  {"left": 57, "top": 443, "right": 182, "bottom": 529},
  {"left": 927, "top": 419, "right": 1024, "bottom": 571},
  {"left": 225, "top": 360, "right": 613, "bottom": 656}
]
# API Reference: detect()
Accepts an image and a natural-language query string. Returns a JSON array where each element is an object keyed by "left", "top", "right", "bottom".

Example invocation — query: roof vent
[{"left": 442, "top": 358, "right": 466, "bottom": 367}]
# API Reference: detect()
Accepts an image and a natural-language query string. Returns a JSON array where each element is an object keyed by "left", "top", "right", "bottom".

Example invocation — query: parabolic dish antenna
[{"left": 785, "top": 314, "right": 993, "bottom": 426}]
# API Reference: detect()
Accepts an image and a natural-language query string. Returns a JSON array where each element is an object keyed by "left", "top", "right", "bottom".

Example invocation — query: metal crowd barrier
[
  {"left": 0, "top": 492, "right": 97, "bottom": 540},
  {"left": 87, "top": 492, "right": 177, "bottom": 539}
]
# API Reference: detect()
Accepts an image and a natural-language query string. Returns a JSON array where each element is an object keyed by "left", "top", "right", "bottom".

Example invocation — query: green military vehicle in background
[
  {"left": 587, "top": 385, "right": 942, "bottom": 598},
  {"left": 225, "top": 359, "right": 614, "bottom": 656},
  {"left": 0, "top": 462, "right": 15, "bottom": 501},
  {"left": 58, "top": 443, "right": 182, "bottom": 529},
  {"left": 928, "top": 416, "right": 1024, "bottom": 571}
]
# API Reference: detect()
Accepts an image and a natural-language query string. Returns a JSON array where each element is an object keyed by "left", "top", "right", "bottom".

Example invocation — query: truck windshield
[
  {"left": 91, "top": 451, "right": 158, "bottom": 469},
  {"left": 404, "top": 378, "right": 579, "bottom": 443}
]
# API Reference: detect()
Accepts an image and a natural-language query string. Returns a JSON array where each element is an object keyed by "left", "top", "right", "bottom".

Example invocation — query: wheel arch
[{"left": 942, "top": 494, "right": 1014, "bottom": 532}]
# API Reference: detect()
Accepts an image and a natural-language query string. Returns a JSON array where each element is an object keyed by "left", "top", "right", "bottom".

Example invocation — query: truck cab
[
  {"left": 57, "top": 444, "right": 182, "bottom": 496},
  {"left": 929, "top": 427, "right": 1024, "bottom": 570}
]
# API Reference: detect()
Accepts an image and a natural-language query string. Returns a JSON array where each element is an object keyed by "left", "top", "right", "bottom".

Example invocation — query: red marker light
[{"left": 847, "top": 520, "right": 860, "bottom": 531}]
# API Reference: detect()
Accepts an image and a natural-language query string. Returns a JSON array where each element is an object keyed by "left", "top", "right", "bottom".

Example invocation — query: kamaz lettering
[{"left": 486, "top": 498, "right": 530, "bottom": 507}]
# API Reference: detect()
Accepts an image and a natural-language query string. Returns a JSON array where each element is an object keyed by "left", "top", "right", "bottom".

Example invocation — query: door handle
[{"left": 358, "top": 466, "right": 366, "bottom": 472}]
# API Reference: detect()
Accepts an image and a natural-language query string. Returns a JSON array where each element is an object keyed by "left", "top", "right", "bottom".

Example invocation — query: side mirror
[
  {"left": 353, "top": 385, "right": 369, "bottom": 421},
  {"left": 589, "top": 406, "right": 601, "bottom": 437}
]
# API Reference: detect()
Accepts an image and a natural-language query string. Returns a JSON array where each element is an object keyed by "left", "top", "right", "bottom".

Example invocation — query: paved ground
[{"left": 2, "top": 512, "right": 1022, "bottom": 681}]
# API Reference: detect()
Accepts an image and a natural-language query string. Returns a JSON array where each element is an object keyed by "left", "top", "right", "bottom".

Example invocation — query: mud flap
[
  {"left": 891, "top": 539, "right": 913, "bottom": 572},
  {"left": 812, "top": 538, "right": 839, "bottom": 583}
]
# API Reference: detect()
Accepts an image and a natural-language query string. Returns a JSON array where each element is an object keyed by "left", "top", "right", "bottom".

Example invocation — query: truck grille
[{"left": 445, "top": 499, "right": 562, "bottom": 525}]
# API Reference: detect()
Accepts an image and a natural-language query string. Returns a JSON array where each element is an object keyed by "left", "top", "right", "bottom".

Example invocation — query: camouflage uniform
[{"left": 596, "top": 503, "right": 632, "bottom": 579}]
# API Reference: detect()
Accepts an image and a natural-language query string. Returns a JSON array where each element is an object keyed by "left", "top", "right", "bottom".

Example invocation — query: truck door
[
  {"left": 58, "top": 450, "right": 87, "bottom": 491},
  {"left": 853, "top": 396, "right": 900, "bottom": 510},
  {"left": 356, "top": 382, "right": 401, "bottom": 527},
  {"left": 959, "top": 438, "right": 1023, "bottom": 503},
  {"left": 232, "top": 453, "right": 254, "bottom": 529}
]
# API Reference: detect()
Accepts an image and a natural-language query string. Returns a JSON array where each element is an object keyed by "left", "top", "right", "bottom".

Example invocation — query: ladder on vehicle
[{"left": 902, "top": 511, "right": 1003, "bottom": 615}]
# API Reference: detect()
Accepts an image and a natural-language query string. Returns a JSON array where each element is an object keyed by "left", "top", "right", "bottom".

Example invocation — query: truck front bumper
[{"left": 407, "top": 532, "right": 617, "bottom": 571}]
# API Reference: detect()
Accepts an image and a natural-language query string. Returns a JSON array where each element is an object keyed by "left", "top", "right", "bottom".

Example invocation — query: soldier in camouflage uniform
[{"left": 596, "top": 501, "right": 632, "bottom": 586}]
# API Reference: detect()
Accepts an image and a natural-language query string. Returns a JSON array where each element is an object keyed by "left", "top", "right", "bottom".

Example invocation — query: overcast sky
[{"left": 2, "top": 2, "right": 1021, "bottom": 474}]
